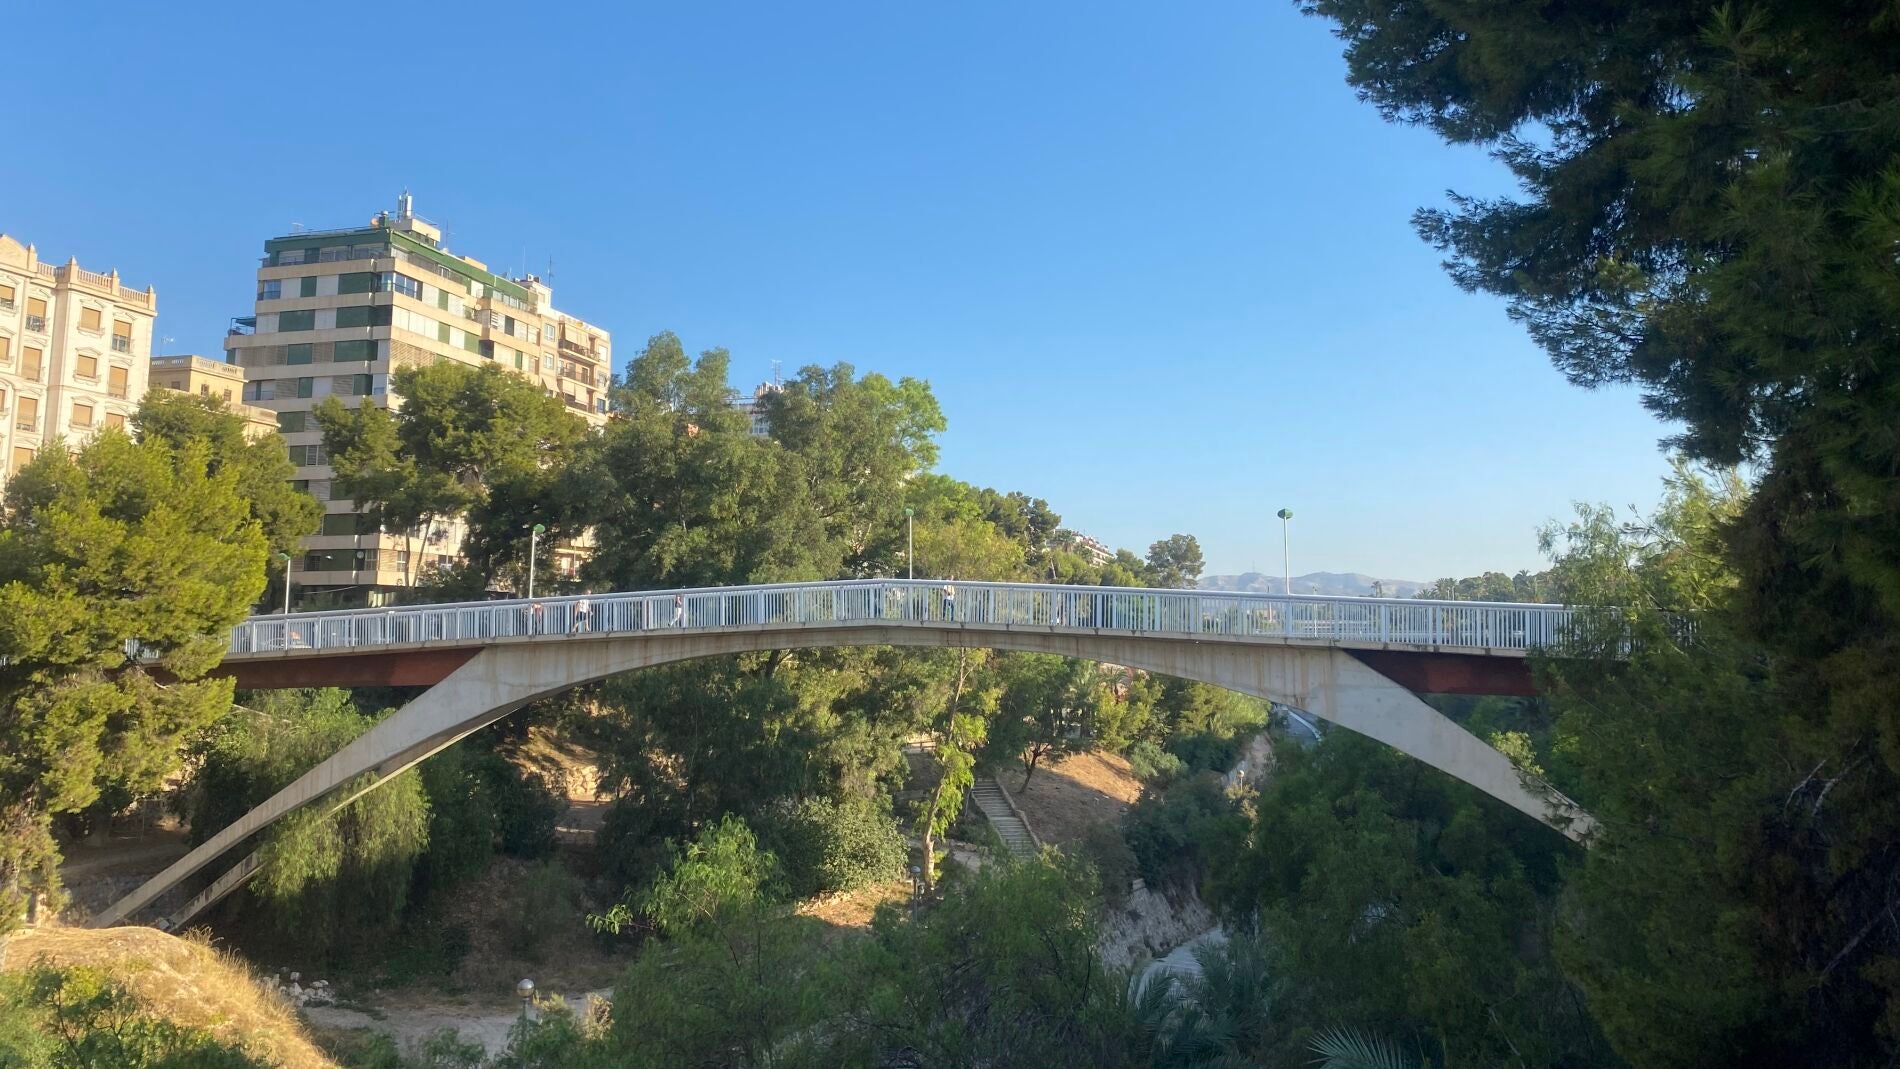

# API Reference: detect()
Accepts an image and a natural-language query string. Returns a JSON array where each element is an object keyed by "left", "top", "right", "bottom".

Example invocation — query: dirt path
[{"left": 304, "top": 989, "right": 608, "bottom": 1055}]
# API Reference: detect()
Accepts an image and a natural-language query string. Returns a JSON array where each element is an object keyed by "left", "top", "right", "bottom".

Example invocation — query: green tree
[
  {"left": 761, "top": 363, "right": 945, "bottom": 576},
  {"left": 133, "top": 390, "right": 320, "bottom": 594},
  {"left": 315, "top": 360, "right": 586, "bottom": 592},
  {"left": 577, "top": 334, "right": 833, "bottom": 589},
  {"left": 1301, "top": 7, "right": 1900, "bottom": 1057},
  {"left": 186, "top": 689, "right": 430, "bottom": 957},
  {"left": 0, "top": 431, "right": 266, "bottom": 931},
  {"left": 1143, "top": 534, "right": 1204, "bottom": 589},
  {"left": 985, "top": 654, "right": 1104, "bottom": 789}
]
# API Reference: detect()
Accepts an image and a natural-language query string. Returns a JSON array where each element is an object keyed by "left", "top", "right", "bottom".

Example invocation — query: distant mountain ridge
[{"left": 1197, "top": 571, "right": 1428, "bottom": 598}]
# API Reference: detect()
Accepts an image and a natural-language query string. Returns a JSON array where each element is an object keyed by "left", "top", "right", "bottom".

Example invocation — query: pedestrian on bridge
[
  {"left": 942, "top": 580, "right": 956, "bottom": 621},
  {"left": 672, "top": 594, "right": 685, "bottom": 628}
]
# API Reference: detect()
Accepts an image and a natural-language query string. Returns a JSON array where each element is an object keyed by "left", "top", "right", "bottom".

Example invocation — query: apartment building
[
  {"left": 224, "top": 194, "right": 612, "bottom": 603},
  {"left": 149, "top": 354, "right": 280, "bottom": 438},
  {"left": 0, "top": 235, "right": 156, "bottom": 479}
]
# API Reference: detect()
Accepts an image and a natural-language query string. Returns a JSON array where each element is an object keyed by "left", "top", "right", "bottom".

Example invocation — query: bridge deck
[{"left": 220, "top": 580, "right": 1568, "bottom": 693}]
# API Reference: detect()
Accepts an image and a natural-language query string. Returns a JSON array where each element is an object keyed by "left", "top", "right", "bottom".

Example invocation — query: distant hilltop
[{"left": 1197, "top": 571, "right": 1429, "bottom": 598}]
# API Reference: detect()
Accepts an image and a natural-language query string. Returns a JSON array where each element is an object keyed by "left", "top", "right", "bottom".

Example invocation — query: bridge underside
[{"left": 102, "top": 624, "right": 1577, "bottom": 930}]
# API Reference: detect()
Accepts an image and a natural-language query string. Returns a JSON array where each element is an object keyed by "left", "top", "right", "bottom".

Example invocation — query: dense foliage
[
  {"left": 1289, "top": 2, "right": 1900, "bottom": 1062},
  {"left": 0, "top": 421, "right": 276, "bottom": 932},
  {"left": 0, "top": 965, "right": 270, "bottom": 1068}
]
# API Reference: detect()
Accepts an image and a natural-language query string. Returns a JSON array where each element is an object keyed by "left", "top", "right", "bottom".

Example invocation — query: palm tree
[{"left": 1307, "top": 1027, "right": 1419, "bottom": 1069}]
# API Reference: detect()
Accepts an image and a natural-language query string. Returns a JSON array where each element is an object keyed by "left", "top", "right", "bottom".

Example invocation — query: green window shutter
[
  {"left": 335, "top": 339, "right": 372, "bottom": 362},
  {"left": 279, "top": 310, "right": 315, "bottom": 332},
  {"left": 287, "top": 343, "right": 313, "bottom": 365},
  {"left": 300, "top": 276, "right": 318, "bottom": 298},
  {"left": 335, "top": 306, "right": 369, "bottom": 329},
  {"left": 278, "top": 411, "right": 306, "bottom": 432},
  {"left": 514, "top": 352, "right": 523, "bottom": 370},
  {"left": 297, "top": 377, "right": 313, "bottom": 399},
  {"left": 355, "top": 374, "right": 374, "bottom": 395},
  {"left": 337, "top": 273, "right": 375, "bottom": 295},
  {"left": 438, "top": 322, "right": 451, "bottom": 344}
]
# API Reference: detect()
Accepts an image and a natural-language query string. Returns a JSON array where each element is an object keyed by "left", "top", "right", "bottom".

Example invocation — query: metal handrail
[{"left": 228, "top": 579, "right": 1596, "bottom": 658}]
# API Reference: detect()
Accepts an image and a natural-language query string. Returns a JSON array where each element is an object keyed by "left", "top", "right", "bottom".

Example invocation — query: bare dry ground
[
  {"left": 4, "top": 925, "right": 338, "bottom": 1069},
  {"left": 1005, "top": 750, "right": 1144, "bottom": 846}
]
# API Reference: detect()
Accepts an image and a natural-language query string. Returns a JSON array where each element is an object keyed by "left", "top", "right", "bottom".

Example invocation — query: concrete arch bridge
[{"left": 96, "top": 579, "right": 1595, "bottom": 929}]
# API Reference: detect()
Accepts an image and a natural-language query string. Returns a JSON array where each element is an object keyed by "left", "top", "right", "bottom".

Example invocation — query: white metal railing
[{"left": 227, "top": 580, "right": 1592, "bottom": 658}]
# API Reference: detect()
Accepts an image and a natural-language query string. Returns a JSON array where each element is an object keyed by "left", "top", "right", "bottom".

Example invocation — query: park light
[
  {"left": 279, "top": 552, "right": 293, "bottom": 617},
  {"left": 527, "top": 523, "right": 546, "bottom": 600},
  {"left": 1276, "top": 508, "right": 1293, "bottom": 597},
  {"left": 903, "top": 507, "right": 915, "bottom": 580}
]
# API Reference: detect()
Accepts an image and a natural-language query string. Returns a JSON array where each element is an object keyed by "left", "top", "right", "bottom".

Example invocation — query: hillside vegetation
[{"left": 2, "top": 926, "right": 336, "bottom": 1069}]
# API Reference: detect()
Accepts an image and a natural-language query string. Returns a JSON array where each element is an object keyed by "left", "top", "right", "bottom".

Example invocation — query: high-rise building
[
  {"left": 225, "top": 194, "right": 612, "bottom": 603},
  {"left": 0, "top": 235, "right": 156, "bottom": 478},
  {"left": 149, "top": 354, "right": 280, "bottom": 439}
]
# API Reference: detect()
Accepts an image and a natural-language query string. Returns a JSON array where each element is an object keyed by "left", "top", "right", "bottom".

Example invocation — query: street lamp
[
  {"left": 903, "top": 507, "right": 914, "bottom": 580},
  {"left": 279, "top": 552, "right": 293, "bottom": 616},
  {"left": 516, "top": 978, "right": 535, "bottom": 1022},
  {"left": 526, "top": 523, "right": 545, "bottom": 600},
  {"left": 1276, "top": 508, "right": 1293, "bottom": 597}
]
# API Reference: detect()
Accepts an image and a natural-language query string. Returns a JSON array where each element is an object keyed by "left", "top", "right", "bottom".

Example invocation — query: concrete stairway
[{"left": 969, "top": 777, "right": 1038, "bottom": 858}]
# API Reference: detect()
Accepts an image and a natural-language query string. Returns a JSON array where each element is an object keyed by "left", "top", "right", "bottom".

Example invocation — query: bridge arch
[{"left": 96, "top": 613, "right": 1590, "bottom": 929}]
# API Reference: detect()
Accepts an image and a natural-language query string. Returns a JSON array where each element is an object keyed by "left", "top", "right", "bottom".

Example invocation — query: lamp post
[
  {"left": 526, "top": 523, "right": 545, "bottom": 599},
  {"left": 903, "top": 507, "right": 914, "bottom": 580},
  {"left": 279, "top": 552, "right": 293, "bottom": 615},
  {"left": 516, "top": 978, "right": 535, "bottom": 1022},
  {"left": 1276, "top": 508, "right": 1293, "bottom": 597}
]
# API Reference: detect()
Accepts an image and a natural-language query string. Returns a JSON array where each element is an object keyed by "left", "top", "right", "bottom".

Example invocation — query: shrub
[
  {"left": 1121, "top": 772, "right": 1246, "bottom": 891},
  {"left": 1075, "top": 821, "right": 1139, "bottom": 907},
  {"left": 1125, "top": 740, "right": 1185, "bottom": 783},
  {"left": 760, "top": 796, "right": 908, "bottom": 897}
]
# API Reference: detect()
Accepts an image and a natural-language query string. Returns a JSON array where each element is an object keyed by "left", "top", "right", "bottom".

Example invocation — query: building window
[
  {"left": 300, "top": 276, "right": 318, "bottom": 298},
  {"left": 337, "top": 272, "right": 375, "bottom": 295},
  {"left": 71, "top": 402, "right": 94, "bottom": 428},
  {"left": 297, "top": 376, "right": 313, "bottom": 398},
  {"left": 104, "top": 411, "right": 125, "bottom": 430},
  {"left": 111, "top": 322, "right": 131, "bottom": 352},
  {"left": 259, "top": 280, "right": 282, "bottom": 300},
  {"left": 16, "top": 396, "right": 38, "bottom": 432},
  {"left": 279, "top": 410, "right": 307, "bottom": 433},
  {"left": 379, "top": 273, "right": 421, "bottom": 299},
  {"left": 22, "top": 347, "right": 43, "bottom": 383},
  {"left": 79, "top": 307, "right": 102, "bottom": 332},
  {"left": 275, "top": 249, "right": 311, "bottom": 266},
  {"left": 10, "top": 447, "right": 33, "bottom": 474},
  {"left": 107, "top": 366, "right": 129, "bottom": 399},
  {"left": 0, "top": 282, "right": 13, "bottom": 310},
  {"left": 76, "top": 353, "right": 98, "bottom": 381},
  {"left": 289, "top": 443, "right": 328, "bottom": 466},
  {"left": 287, "top": 343, "right": 313, "bottom": 365},
  {"left": 334, "top": 339, "right": 375, "bottom": 362},
  {"left": 0, "top": 336, "right": 10, "bottom": 363},
  {"left": 25, "top": 297, "right": 47, "bottom": 333},
  {"left": 278, "top": 309, "right": 316, "bottom": 332}
]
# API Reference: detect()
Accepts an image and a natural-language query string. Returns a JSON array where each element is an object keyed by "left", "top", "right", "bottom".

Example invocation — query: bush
[
  {"left": 1125, "top": 740, "right": 1185, "bottom": 783},
  {"left": 1075, "top": 821, "right": 1139, "bottom": 907},
  {"left": 0, "top": 965, "right": 273, "bottom": 1068},
  {"left": 759, "top": 796, "right": 908, "bottom": 898},
  {"left": 1166, "top": 731, "right": 1241, "bottom": 776},
  {"left": 1121, "top": 772, "right": 1246, "bottom": 891}
]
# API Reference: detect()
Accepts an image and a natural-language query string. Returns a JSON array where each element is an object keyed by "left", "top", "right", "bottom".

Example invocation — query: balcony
[
  {"left": 25, "top": 316, "right": 45, "bottom": 333},
  {"left": 15, "top": 419, "right": 35, "bottom": 432},
  {"left": 229, "top": 316, "right": 256, "bottom": 337},
  {"left": 22, "top": 368, "right": 42, "bottom": 384},
  {"left": 558, "top": 337, "right": 600, "bottom": 360}
]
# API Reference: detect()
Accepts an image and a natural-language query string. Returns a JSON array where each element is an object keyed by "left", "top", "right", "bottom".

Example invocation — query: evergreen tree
[{"left": 0, "top": 431, "right": 267, "bottom": 930}]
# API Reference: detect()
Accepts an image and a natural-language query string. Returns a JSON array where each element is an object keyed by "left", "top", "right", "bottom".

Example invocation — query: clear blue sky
[{"left": 2, "top": 1, "right": 1675, "bottom": 582}]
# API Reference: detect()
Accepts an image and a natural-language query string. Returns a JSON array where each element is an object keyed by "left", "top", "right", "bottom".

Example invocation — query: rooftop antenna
[
  {"left": 545, "top": 256, "right": 554, "bottom": 284},
  {"left": 289, "top": 222, "right": 305, "bottom": 234},
  {"left": 771, "top": 360, "right": 782, "bottom": 387}
]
